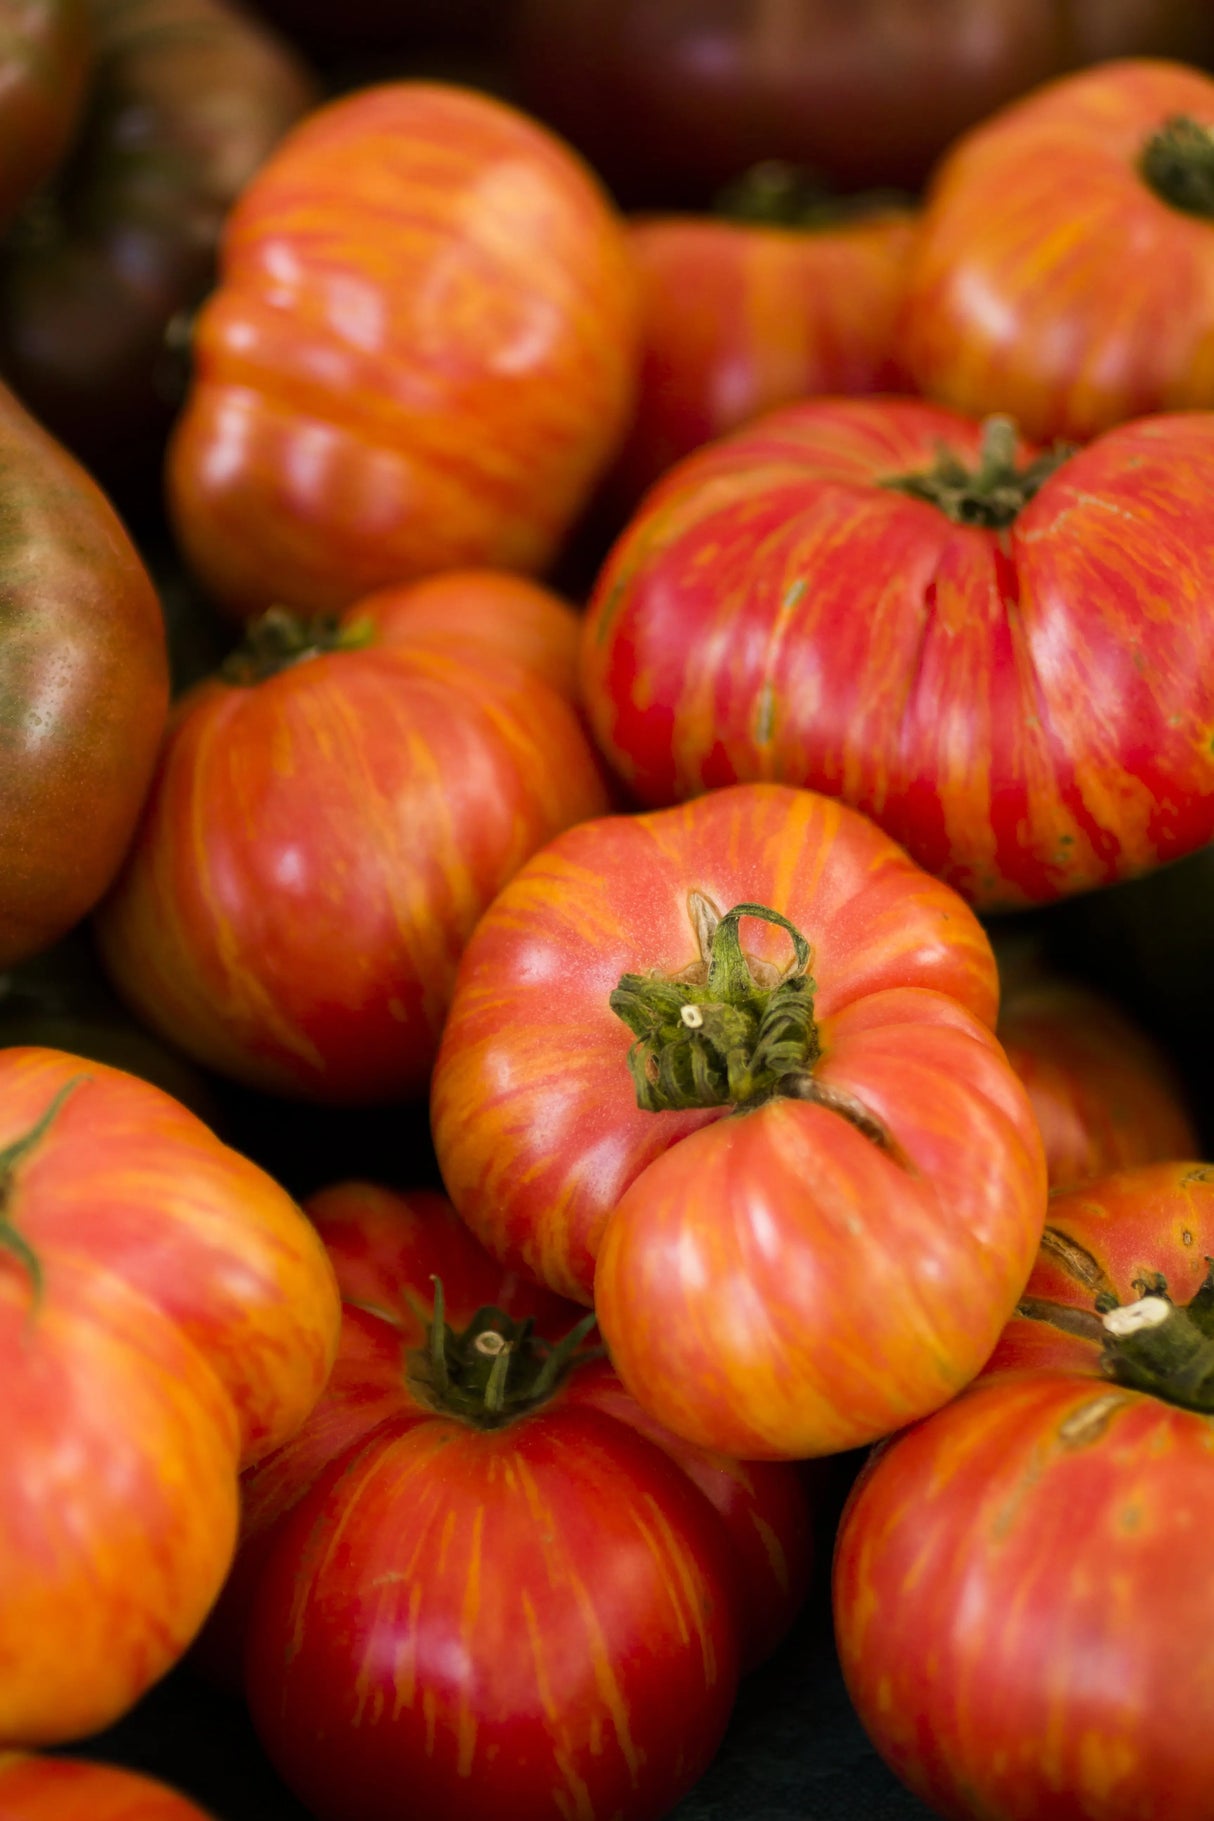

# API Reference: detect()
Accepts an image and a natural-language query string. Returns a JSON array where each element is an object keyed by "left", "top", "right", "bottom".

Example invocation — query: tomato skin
[
  {"left": 996, "top": 974, "right": 1197, "bottom": 1190},
  {"left": 0, "top": 380, "right": 168, "bottom": 969},
  {"left": 580, "top": 396, "right": 1214, "bottom": 911},
  {"left": 0, "top": 1754, "right": 216, "bottom": 1819},
  {"left": 0, "top": 1046, "right": 341, "bottom": 1465},
  {"left": 199, "top": 1179, "right": 810, "bottom": 1821},
  {"left": 166, "top": 81, "right": 640, "bottom": 622},
  {"left": 0, "top": 0, "right": 317, "bottom": 503},
  {"left": 0, "top": 0, "right": 90, "bottom": 235},
  {"left": 901, "top": 60, "right": 1214, "bottom": 443},
  {"left": 612, "top": 207, "right": 915, "bottom": 504},
  {"left": 93, "top": 574, "right": 611, "bottom": 1103},
  {"left": 833, "top": 1160, "right": 1214, "bottom": 1821},
  {"left": 0, "top": 1254, "right": 240, "bottom": 1747}
]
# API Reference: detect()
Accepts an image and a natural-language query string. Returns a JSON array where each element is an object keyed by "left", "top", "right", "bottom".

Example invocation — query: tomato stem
[
  {"left": 715, "top": 159, "right": 911, "bottom": 230},
  {"left": 880, "top": 415, "right": 1072, "bottom": 528},
  {"left": 220, "top": 606, "right": 375, "bottom": 686},
  {"left": 409, "top": 1280, "right": 600, "bottom": 1429},
  {"left": 1097, "top": 1262, "right": 1214, "bottom": 1412},
  {"left": 1140, "top": 115, "right": 1214, "bottom": 220},
  {"left": 610, "top": 895, "right": 821, "bottom": 1113},
  {"left": 0, "top": 1077, "right": 85, "bottom": 1310}
]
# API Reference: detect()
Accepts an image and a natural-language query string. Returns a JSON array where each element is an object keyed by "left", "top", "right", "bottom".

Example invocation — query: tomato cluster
[{"left": 2, "top": 12, "right": 1214, "bottom": 1821}]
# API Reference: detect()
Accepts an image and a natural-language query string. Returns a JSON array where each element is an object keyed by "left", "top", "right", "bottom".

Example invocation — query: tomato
[
  {"left": 579, "top": 396, "right": 1214, "bottom": 912},
  {"left": 834, "top": 1159, "right": 1214, "bottom": 1821},
  {"left": 211, "top": 1180, "right": 810, "bottom": 1821},
  {"left": 610, "top": 182, "right": 916, "bottom": 505},
  {"left": 0, "top": 0, "right": 317, "bottom": 510},
  {"left": 0, "top": 379, "right": 168, "bottom": 970},
  {"left": 901, "top": 59, "right": 1214, "bottom": 443},
  {"left": 166, "top": 81, "right": 640, "bottom": 622},
  {"left": 93, "top": 572, "right": 612, "bottom": 1104},
  {"left": 995, "top": 957, "right": 1197, "bottom": 1190},
  {"left": 0, "top": 1752, "right": 215, "bottom": 1818},
  {"left": 509, "top": 1, "right": 1214, "bottom": 208},
  {"left": 431, "top": 782, "right": 1047, "bottom": 1459},
  {"left": 0, "top": 0, "right": 90, "bottom": 234}
]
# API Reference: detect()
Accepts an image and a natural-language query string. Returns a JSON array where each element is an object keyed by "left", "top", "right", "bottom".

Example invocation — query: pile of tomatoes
[{"left": 4, "top": 5, "right": 1214, "bottom": 1820}]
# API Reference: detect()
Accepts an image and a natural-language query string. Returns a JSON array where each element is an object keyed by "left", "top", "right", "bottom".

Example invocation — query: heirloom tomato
[
  {"left": 0, "top": 1754, "right": 216, "bottom": 1819},
  {"left": 901, "top": 59, "right": 1214, "bottom": 443},
  {"left": 995, "top": 959, "right": 1197, "bottom": 1190},
  {"left": 510, "top": 0, "right": 1214, "bottom": 208},
  {"left": 431, "top": 782, "right": 1047, "bottom": 1460},
  {"left": 580, "top": 396, "right": 1214, "bottom": 911},
  {"left": 0, "top": 0, "right": 317, "bottom": 506},
  {"left": 0, "top": 1046, "right": 340, "bottom": 1745},
  {"left": 611, "top": 176, "right": 915, "bottom": 505},
  {"left": 0, "top": 378, "right": 168, "bottom": 970},
  {"left": 166, "top": 80, "right": 640, "bottom": 622},
  {"left": 834, "top": 1159, "right": 1214, "bottom": 1821},
  {"left": 0, "top": 0, "right": 89, "bottom": 234},
  {"left": 212, "top": 1181, "right": 810, "bottom": 1821},
  {"left": 94, "top": 572, "right": 611, "bottom": 1103}
]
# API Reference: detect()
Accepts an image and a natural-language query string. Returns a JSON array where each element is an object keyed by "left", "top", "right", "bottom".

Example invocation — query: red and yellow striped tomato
[
  {"left": 431, "top": 783, "right": 1048, "bottom": 1459},
  {"left": 0, "top": 1045, "right": 341, "bottom": 1745},
  {"left": 899, "top": 59, "right": 1214, "bottom": 444},
  {"left": 215, "top": 1181, "right": 813, "bottom": 1821},
  {"left": 580, "top": 397, "right": 1214, "bottom": 911},
  {"left": 0, "top": 1753, "right": 217, "bottom": 1818},
  {"left": 165, "top": 79, "right": 640, "bottom": 621},
  {"left": 93, "top": 571, "right": 612, "bottom": 1104},
  {"left": 609, "top": 196, "right": 915, "bottom": 506},
  {"left": 834, "top": 1160, "right": 1214, "bottom": 1821}
]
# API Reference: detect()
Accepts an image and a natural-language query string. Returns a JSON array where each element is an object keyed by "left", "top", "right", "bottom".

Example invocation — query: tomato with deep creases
[
  {"left": 431, "top": 781, "right": 1048, "bottom": 1460},
  {"left": 166, "top": 80, "right": 641, "bottom": 622},
  {"left": 0, "top": 376, "right": 168, "bottom": 970},
  {"left": 579, "top": 395, "right": 1214, "bottom": 912},
  {"left": 207, "top": 1180, "right": 810, "bottom": 1821},
  {"left": 0, "top": 1752, "right": 217, "bottom": 1818},
  {"left": 0, "top": 1045, "right": 341, "bottom": 1745},
  {"left": 0, "top": 0, "right": 317, "bottom": 506},
  {"left": 834, "top": 1159, "right": 1214, "bottom": 1821},
  {"left": 93, "top": 571, "right": 612, "bottom": 1104},
  {"left": 901, "top": 59, "right": 1214, "bottom": 443}
]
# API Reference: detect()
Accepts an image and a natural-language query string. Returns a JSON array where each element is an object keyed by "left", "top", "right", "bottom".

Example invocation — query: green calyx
[
  {"left": 715, "top": 159, "right": 910, "bottom": 231},
  {"left": 880, "top": 414, "right": 1073, "bottom": 528},
  {"left": 0, "top": 1078, "right": 84, "bottom": 1310},
  {"left": 1140, "top": 115, "right": 1214, "bottom": 220},
  {"left": 407, "top": 1278, "right": 599, "bottom": 1429},
  {"left": 220, "top": 606, "right": 375, "bottom": 687},
  {"left": 1096, "top": 1262, "right": 1214, "bottom": 1414},
  {"left": 610, "top": 895, "right": 820, "bottom": 1114}
]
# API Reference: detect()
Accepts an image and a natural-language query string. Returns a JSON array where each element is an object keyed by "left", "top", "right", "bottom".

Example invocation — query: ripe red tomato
[
  {"left": 212, "top": 1180, "right": 811, "bottom": 1821},
  {"left": 0, "top": 1045, "right": 341, "bottom": 1745},
  {"left": 0, "top": 0, "right": 90, "bottom": 235},
  {"left": 0, "top": 379, "right": 168, "bottom": 970},
  {"left": 834, "top": 1160, "right": 1214, "bottom": 1821},
  {"left": 0, "top": 1753, "right": 216, "bottom": 1817},
  {"left": 611, "top": 189, "right": 915, "bottom": 505},
  {"left": 432, "top": 782, "right": 1047, "bottom": 1459},
  {"left": 166, "top": 80, "right": 640, "bottom": 621},
  {"left": 0, "top": 0, "right": 318, "bottom": 504},
  {"left": 580, "top": 396, "right": 1214, "bottom": 911},
  {"left": 93, "top": 572, "right": 612, "bottom": 1103},
  {"left": 901, "top": 59, "right": 1214, "bottom": 443},
  {"left": 996, "top": 962, "right": 1197, "bottom": 1189}
]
